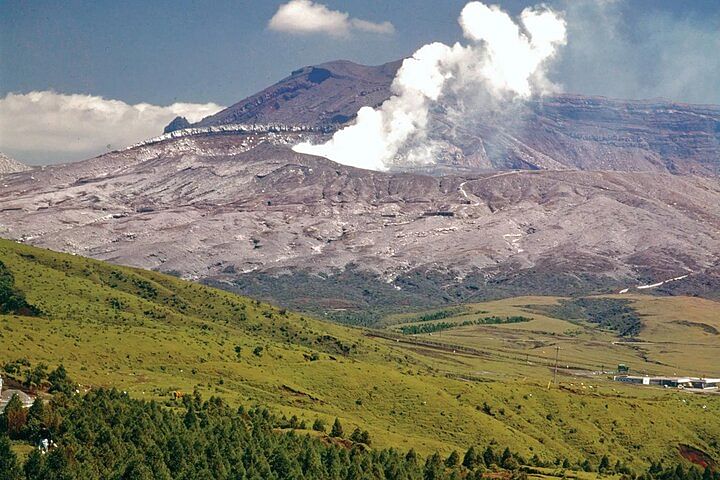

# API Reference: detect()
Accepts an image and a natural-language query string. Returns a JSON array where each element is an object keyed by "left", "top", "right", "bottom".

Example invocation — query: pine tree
[
  {"left": 599, "top": 455, "right": 611, "bottom": 473},
  {"left": 470, "top": 469, "right": 485, "bottom": 480},
  {"left": 47, "top": 364, "right": 74, "bottom": 395},
  {"left": 1, "top": 394, "right": 27, "bottom": 439},
  {"left": 312, "top": 418, "right": 326, "bottom": 432},
  {"left": 23, "top": 449, "right": 45, "bottom": 479},
  {"left": 463, "top": 446, "right": 478, "bottom": 469},
  {"left": 24, "top": 398, "right": 45, "bottom": 441},
  {"left": 349, "top": 427, "right": 371, "bottom": 445},
  {"left": 24, "top": 364, "right": 48, "bottom": 390},
  {"left": 445, "top": 450, "right": 460, "bottom": 468},
  {"left": 0, "top": 435, "right": 22, "bottom": 480},
  {"left": 299, "top": 442, "right": 323, "bottom": 478},
  {"left": 330, "top": 417, "right": 344, "bottom": 438},
  {"left": 501, "top": 447, "right": 513, "bottom": 468},
  {"left": 483, "top": 446, "right": 496, "bottom": 467},
  {"left": 675, "top": 464, "right": 686, "bottom": 480},
  {"left": 122, "top": 458, "right": 154, "bottom": 480},
  {"left": 424, "top": 452, "right": 444, "bottom": 480}
]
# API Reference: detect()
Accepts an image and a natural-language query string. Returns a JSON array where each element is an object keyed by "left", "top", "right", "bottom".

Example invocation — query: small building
[
  {"left": 690, "top": 378, "right": 720, "bottom": 390},
  {"left": 614, "top": 375, "right": 650, "bottom": 385},
  {"left": 614, "top": 375, "right": 718, "bottom": 390}
]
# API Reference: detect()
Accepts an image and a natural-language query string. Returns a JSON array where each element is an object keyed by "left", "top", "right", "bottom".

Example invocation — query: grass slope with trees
[{"left": 1, "top": 239, "right": 719, "bottom": 478}]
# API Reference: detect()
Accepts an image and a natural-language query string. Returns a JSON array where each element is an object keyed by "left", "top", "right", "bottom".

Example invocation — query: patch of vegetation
[
  {"left": 2, "top": 239, "right": 719, "bottom": 470},
  {"left": 1, "top": 360, "right": 75, "bottom": 394},
  {"left": 530, "top": 298, "right": 642, "bottom": 336},
  {"left": 212, "top": 264, "right": 627, "bottom": 327},
  {"left": 398, "top": 316, "right": 531, "bottom": 335},
  {"left": 413, "top": 308, "right": 468, "bottom": 323},
  {"left": 212, "top": 264, "right": 449, "bottom": 327},
  {"left": 0, "top": 261, "right": 40, "bottom": 316},
  {"left": 2, "top": 389, "right": 715, "bottom": 480}
]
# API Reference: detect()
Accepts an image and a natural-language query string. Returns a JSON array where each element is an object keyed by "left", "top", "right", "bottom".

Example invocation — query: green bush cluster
[
  {"left": 399, "top": 316, "right": 531, "bottom": 335},
  {"left": 2, "top": 389, "right": 715, "bottom": 480},
  {"left": 0, "top": 261, "right": 41, "bottom": 316}
]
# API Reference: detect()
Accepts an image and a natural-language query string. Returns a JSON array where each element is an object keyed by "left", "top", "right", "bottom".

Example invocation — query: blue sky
[
  {"left": 2, "top": 0, "right": 719, "bottom": 105},
  {"left": 1, "top": 0, "right": 719, "bottom": 164}
]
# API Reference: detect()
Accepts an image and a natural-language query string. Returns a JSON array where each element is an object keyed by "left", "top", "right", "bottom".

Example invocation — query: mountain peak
[
  {"left": 195, "top": 59, "right": 400, "bottom": 128},
  {"left": 163, "top": 116, "right": 191, "bottom": 134}
]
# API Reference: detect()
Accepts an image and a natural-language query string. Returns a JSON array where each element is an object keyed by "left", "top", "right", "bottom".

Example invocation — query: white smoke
[{"left": 293, "top": 1, "right": 567, "bottom": 171}]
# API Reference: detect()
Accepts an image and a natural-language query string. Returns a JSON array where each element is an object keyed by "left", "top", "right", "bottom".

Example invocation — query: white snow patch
[
  {"left": 634, "top": 272, "right": 692, "bottom": 291},
  {"left": 128, "top": 123, "right": 320, "bottom": 149}
]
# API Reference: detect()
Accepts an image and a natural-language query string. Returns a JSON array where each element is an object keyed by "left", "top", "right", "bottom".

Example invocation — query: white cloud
[
  {"left": 294, "top": 1, "right": 566, "bottom": 171},
  {"left": 268, "top": 0, "right": 394, "bottom": 37},
  {"left": 349, "top": 18, "right": 395, "bottom": 35},
  {"left": 558, "top": 0, "right": 720, "bottom": 104},
  {"left": 0, "top": 91, "right": 223, "bottom": 165}
]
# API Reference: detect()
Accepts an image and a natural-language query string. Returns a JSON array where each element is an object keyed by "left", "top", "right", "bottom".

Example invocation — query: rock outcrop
[{"left": 0, "top": 152, "right": 30, "bottom": 175}]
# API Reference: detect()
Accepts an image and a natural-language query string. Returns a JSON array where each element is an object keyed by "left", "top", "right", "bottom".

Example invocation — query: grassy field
[
  {"left": 386, "top": 295, "right": 720, "bottom": 378},
  {"left": 2, "top": 238, "right": 719, "bottom": 472}
]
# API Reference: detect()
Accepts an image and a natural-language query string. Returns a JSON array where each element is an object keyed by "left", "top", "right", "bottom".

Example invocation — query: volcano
[{"left": 1, "top": 60, "right": 719, "bottom": 320}]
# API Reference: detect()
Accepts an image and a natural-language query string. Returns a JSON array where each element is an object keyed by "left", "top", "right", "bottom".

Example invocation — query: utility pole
[{"left": 553, "top": 345, "right": 560, "bottom": 386}]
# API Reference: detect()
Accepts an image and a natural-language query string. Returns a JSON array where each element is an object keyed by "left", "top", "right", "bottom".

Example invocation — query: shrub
[
  {"left": 330, "top": 418, "right": 343, "bottom": 438},
  {"left": 312, "top": 418, "right": 326, "bottom": 432}
]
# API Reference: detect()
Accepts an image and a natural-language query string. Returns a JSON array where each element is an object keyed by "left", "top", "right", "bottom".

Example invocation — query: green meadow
[{"left": 2, "top": 238, "right": 719, "bottom": 472}]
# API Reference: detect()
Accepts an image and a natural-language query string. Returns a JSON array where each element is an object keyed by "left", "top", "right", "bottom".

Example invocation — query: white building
[{"left": 614, "top": 375, "right": 720, "bottom": 389}]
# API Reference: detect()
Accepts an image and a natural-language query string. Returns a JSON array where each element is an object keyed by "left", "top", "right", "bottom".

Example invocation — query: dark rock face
[
  {"left": 307, "top": 67, "right": 333, "bottom": 84},
  {"left": 163, "top": 116, "right": 191, "bottom": 134},
  {"left": 196, "top": 60, "right": 720, "bottom": 176}
]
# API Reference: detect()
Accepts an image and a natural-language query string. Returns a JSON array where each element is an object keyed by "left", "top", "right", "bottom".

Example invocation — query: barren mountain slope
[
  {"left": 195, "top": 60, "right": 402, "bottom": 128},
  {"left": 188, "top": 60, "right": 720, "bottom": 175},
  {"left": 2, "top": 132, "right": 719, "bottom": 317},
  {"left": 0, "top": 152, "right": 30, "bottom": 175}
]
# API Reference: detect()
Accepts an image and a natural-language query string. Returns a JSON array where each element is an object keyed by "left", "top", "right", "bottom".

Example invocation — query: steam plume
[{"left": 294, "top": 2, "right": 566, "bottom": 171}]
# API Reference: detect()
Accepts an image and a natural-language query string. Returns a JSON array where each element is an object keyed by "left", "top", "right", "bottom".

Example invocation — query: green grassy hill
[
  {"left": 384, "top": 295, "right": 720, "bottom": 378},
  {"left": 1, "top": 239, "right": 719, "bottom": 472}
]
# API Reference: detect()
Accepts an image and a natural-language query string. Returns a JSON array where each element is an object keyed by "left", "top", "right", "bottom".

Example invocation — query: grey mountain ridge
[
  {"left": 187, "top": 60, "right": 720, "bottom": 176},
  {"left": 2, "top": 60, "right": 719, "bottom": 318}
]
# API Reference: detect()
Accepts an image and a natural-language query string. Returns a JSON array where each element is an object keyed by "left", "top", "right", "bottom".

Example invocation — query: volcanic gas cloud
[{"left": 294, "top": 1, "right": 567, "bottom": 171}]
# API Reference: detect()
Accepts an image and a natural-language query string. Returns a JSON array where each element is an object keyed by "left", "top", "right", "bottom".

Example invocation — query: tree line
[
  {"left": 2, "top": 387, "right": 717, "bottom": 480},
  {"left": 398, "top": 316, "right": 531, "bottom": 335}
]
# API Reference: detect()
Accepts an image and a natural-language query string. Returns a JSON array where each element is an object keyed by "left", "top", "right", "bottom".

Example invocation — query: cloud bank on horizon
[
  {"left": 0, "top": 91, "right": 223, "bottom": 165},
  {"left": 294, "top": 1, "right": 566, "bottom": 171},
  {"left": 269, "top": 0, "right": 395, "bottom": 37}
]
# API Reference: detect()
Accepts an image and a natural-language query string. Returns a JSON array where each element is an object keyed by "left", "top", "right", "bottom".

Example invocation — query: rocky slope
[
  {"left": 0, "top": 152, "right": 30, "bottom": 175},
  {"left": 189, "top": 60, "right": 720, "bottom": 176},
  {"left": 2, "top": 59, "right": 720, "bottom": 319},
  {"left": 196, "top": 60, "right": 402, "bottom": 128},
  {"left": 1, "top": 131, "right": 718, "bottom": 318}
]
